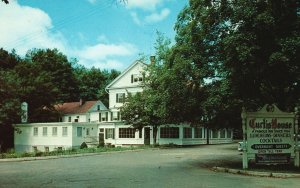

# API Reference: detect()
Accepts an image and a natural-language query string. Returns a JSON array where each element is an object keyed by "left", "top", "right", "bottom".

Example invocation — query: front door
[
  {"left": 144, "top": 127, "right": 150, "bottom": 145},
  {"left": 99, "top": 133, "right": 104, "bottom": 146}
]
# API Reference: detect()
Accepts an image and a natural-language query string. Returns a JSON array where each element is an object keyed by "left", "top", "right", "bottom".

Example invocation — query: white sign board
[
  {"left": 241, "top": 104, "right": 299, "bottom": 168},
  {"left": 247, "top": 117, "right": 293, "bottom": 154}
]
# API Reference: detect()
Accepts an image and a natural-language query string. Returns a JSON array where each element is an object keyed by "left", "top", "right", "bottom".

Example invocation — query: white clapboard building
[{"left": 14, "top": 59, "right": 233, "bottom": 152}]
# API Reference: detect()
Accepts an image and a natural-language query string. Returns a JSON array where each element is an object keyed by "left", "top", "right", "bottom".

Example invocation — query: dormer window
[{"left": 131, "top": 74, "right": 143, "bottom": 83}]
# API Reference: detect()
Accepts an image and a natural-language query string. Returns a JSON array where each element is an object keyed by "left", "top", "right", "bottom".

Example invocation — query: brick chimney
[{"left": 150, "top": 56, "right": 155, "bottom": 64}]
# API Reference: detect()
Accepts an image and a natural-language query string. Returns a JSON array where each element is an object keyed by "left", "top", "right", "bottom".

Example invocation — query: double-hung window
[
  {"left": 105, "top": 128, "right": 115, "bottom": 139},
  {"left": 33, "top": 127, "right": 38, "bottom": 136},
  {"left": 116, "top": 93, "right": 125, "bottom": 103},
  {"left": 77, "top": 127, "right": 82, "bottom": 137},
  {"left": 52, "top": 127, "right": 58, "bottom": 136},
  {"left": 42, "top": 127, "right": 48, "bottom": 136},
  {"left": 62, "top": 127, "right": 68, "bottom": 136}
]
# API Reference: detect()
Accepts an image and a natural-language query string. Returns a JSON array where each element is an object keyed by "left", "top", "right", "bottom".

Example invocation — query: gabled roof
[
  {"left": 105, "top": 60, "right": 147, "bottom": 90},
  {"left": 55, "top": 101, "right": 99, "bottom": 115}
]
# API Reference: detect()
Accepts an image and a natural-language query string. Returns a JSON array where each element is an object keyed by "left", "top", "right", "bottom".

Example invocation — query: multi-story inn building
[{"left": 14, "top": 60, "right": 233, "bottom": 152}]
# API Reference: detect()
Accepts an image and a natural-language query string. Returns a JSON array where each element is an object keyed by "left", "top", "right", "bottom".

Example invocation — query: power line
[{"left": 2, "top": 0, "right": 117, "bottom": 51}]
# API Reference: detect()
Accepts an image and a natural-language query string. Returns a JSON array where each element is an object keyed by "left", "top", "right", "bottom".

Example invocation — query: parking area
[{"left": 0, "top": 143, "right": 300, "bottom": 188}]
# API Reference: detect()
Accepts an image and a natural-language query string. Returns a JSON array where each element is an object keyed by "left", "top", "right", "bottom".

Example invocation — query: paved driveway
[{"left": 0, "top": 144, "right": 300, "bottom": 188}]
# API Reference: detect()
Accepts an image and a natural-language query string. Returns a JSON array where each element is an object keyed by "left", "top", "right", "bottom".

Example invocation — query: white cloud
[
  {"left": 83, "top": 59, "right": 125, "bottom": 70},
  {"left": 77, "top": 43, "right": 136, "bottom": 60},
  {"left": 96, "top": 34, "right": 108, "bottom": 43},
  {"left": 130, "top": 12, "right": 141, "bottom": 25},
  {"left": 130, "top": 8, "right": 170, "bottom": 25},
  {"left": 0, "top": 1, "right": 139, "bottom": 70},
  {"left": 145, "top": 8, "right": 170, "bottom": 23},
  {"left": 0, "top": 1, "right": 67, "bottom": 55},
  {"left": 75, "top": 43, "right": 137, "bottom": 69},
  {"left": 127, "top": 0, "right": 163, "bottom": 11}
]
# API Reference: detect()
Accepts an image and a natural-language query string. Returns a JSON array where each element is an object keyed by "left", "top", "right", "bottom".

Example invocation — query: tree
[
  {"left": 13, "top": 49, "right": 80, "bottom": 122},
  {"left": 74, "top": 64, "right": 120, "bottom": 106},
  {"left": 120, "top": 83, "right": 163, "bottom": 145},
  {"left": 121, "top": 32, "right": 203, "bottom": 144},
  {"left": 1, "top": 0, "right": 8, "bottom": 4},
  {"left": 25, "top": 49, "right": 80, "bottom": 102},
  {"left": 221, "top": 0, "right": 300, "bottom": 111},
  {"left": 0, "top": 49, "right": 21, "bottom": 151},
  {"left": 170, "top": 0, "right": 300, "bottom": 131}
]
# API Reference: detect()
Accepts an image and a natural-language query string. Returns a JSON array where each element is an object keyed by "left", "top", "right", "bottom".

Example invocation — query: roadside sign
[{"left": 241, "top": 104, "right": 299, "bottom": 168}]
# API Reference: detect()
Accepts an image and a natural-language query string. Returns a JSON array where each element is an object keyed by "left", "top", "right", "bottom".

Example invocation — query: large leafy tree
[
  {"left": 121, "top": 32, "right": 202, "bottom": 144},
  {"left": 222, "top": 0, "right": 300, "bottom": 111},
  {"left": 120, "top": 34, "right": 168, "bottom": 144},
  {"left": 170, "top": 0, "right": 300, "bottom": 130},
  {"left": 0, "top": 49, "right": 21, "bottom": 150},
  {"left": 74, "top": 64, "right": 120, "bottom": 106},
  {"left": 14, "top": 49, "right": 80, "bottom": 122}
]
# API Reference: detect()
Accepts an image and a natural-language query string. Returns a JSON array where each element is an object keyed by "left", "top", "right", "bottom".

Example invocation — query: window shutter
[
  {"left": 99, "top": 113, "right": 101, "bottom": 122},
  {"left": 112, "top": 128, "right": 115, "bottom": 139},
  {"left": 122, "top": 93, "right": 125, "bottom": 103},
  {"left": 131, "top": 74, "right": 133, "bottom": 83},
  {"left": 111, "top": 112, "right": 113, "bottom": 121},
  {"left": 105, "top": 129, "right": 108, "bottom": 139},
  {"left": 116, "top": 93, "right": 118, "bottom": 103}
]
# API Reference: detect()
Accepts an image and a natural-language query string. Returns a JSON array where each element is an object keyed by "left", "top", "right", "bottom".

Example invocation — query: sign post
[
  {"left": 21, "top": 102, "right": 28, "bottom": 123},
  {"left": 241, "top": 107, "right": 248, "bottom": 169},
  {"left": 294, "top": 107, "right": 299, "bottom": 167},
  {"left": 241, "top": 104, "right": 299, "bottom": 169}
]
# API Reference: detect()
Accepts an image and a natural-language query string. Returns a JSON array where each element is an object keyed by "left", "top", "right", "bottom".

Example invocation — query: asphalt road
[{"left": 0, "top": 143, "right": 300, "bottom": 188}]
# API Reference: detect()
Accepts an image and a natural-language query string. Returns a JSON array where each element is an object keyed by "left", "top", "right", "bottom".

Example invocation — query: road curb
[
  {"left": 212, "top": 166, "right": 300, "bottom": 178},
  {"left": 0, "top": 148, "right": 156, "bottom": 162}
]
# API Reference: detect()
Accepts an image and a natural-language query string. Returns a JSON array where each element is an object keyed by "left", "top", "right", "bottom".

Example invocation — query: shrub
[
  {"left": 34, "top": 151, "right": 43, "bottom": 157},
  {"left": 80, "top": 142, "right": 88, "bottom": 149},
  {"left": 21, "top": 152, "right": 33, "bottom": 157}
]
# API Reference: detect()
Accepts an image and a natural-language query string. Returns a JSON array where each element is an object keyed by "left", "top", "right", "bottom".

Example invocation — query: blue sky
[{"left": 0, "top": 0, "right": 188, "bottom": 70}]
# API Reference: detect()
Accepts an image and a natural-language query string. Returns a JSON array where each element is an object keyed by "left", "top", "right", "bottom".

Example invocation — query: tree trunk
[
  {"left": 206, "top": 127, "right": 210, "bottom": 145},
  {"left": 153, "top": 125, "right": 158, "bottom": 145}
]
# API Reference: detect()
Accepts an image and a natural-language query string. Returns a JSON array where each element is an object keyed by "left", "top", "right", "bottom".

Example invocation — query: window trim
[
  {"left": 77, "top": 127, "right": 83, "bottom": 137},
  {"left": 105, "top": 128, "right": 115, "bottom": 139},
  {"left": 220, "top": 129, "right": 226, "bottom": 138},
  {"left": 160, "top": 127, "right": 179, "bottom": 138},
  {"left": 183, "top": 127, "right": 192, "bottom": 138},
  {"left": 116, "top": 93, "right": 125, "bottom": 103},
  {"left": 119, "top": 128, "right": 135, "bottom": 138},
  {"left": 62, "top": 127, "right": 68, "bottom": 136},
  {"left": 194, "top": 127, "right": 203, "bottom": 138},
  {"left": 52, "top": 127, "right": 58, "bottom": 136},
  {"left": 33, "top": 127, "right": 38, "bottom": 136}
]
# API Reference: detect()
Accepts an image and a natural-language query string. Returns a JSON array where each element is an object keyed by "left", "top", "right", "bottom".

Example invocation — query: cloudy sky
[{"left": 0, "top": 0, "right": 188, "bottom": 70}]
